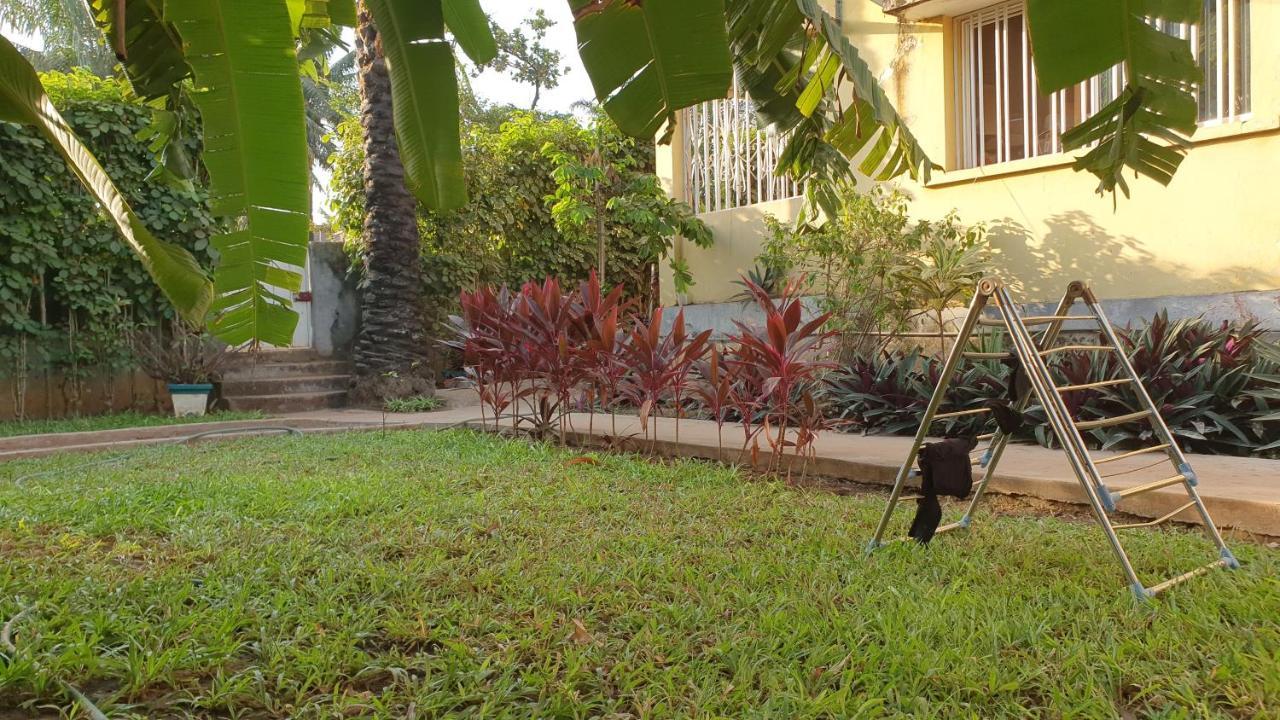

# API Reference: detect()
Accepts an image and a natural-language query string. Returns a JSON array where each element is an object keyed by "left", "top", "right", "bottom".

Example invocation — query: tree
[
  {"left": 473, "top": 9, "right": 570, "bottom": 110},
  {"left": 543, "top": 110, "right": 711, "bottom": 304},
  {"left": 0, "top": 0, "right": 115, "bottom": 75},
  {"left": 348, "top": 0, "right": 433, "bottom": 401},
  {"left": 0, "top": 0, "right": 1210, "bottom": 345}
]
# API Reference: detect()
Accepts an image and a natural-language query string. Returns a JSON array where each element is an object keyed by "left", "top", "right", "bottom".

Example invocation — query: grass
[
  {"left": 0, "top": 430, "right": 1276, "bottom": 719},
  {"left": 0, "top": 410, "right": 266, "bottom": 438},
  {"left": 382, "top": 395, "right": 446, "bottom": 413}
]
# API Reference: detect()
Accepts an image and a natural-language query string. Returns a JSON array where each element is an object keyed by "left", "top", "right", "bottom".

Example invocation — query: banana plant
[
  {"left": 0, "top": 33, "right": 213, "bottom": 325},
  {"left": 1, "top": 0, "right": 1206, "bottom": 345},
  {"left": 1026, "top": 0, "right": 1202, "bottom": 198}
]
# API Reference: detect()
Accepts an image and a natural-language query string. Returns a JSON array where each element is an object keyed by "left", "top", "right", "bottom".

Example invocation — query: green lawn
[
  {"left": 0, "top": 410, "right": 266, "bottom": 438},
  {"left": 0, "top": 431, "right": 1276, "bottom": 719}
]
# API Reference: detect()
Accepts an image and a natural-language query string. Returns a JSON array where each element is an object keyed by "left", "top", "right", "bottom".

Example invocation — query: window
[
  {"left": 955, "top": 0, "right": 1251, "bottom": 170},
  {"left": 681, "top": 76, "right": 800, "bottom": 214}
]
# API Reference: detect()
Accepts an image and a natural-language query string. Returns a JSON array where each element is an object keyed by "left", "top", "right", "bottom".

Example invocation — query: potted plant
[{"left": 133, "top": 325, "right": 231, "bottom": 418}]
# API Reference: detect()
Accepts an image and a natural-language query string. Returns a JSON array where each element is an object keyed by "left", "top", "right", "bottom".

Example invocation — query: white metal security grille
[
  {"left": 955, "top": 0, "right": 1251, "bottom": 170},
  {"left": 681, "top": 76, "right": 801, "bottom": 214}
]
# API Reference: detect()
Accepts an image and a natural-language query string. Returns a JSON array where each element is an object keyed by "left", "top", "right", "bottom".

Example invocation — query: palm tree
[
  {"left": 348, "top": 0, "right": 433, "bottom": 402},
  {"left": 0, "top": 0, "right": 115, "bottom": 75}
]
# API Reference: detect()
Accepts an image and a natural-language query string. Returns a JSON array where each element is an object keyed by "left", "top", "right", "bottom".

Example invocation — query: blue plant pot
[{"left": 168, "top": 383, "right": 214, "bottom": 394}]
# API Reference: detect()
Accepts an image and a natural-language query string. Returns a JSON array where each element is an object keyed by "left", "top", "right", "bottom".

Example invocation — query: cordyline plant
[
  {"left": 722, "top": 277, "right": 837, "bottom": 475},
  {"left": 514, "top": 277, "right": 590, "bottom": 443},
  {"left": 573, "top": 272, "right": 632, "bottom": 438},
  {"left": 620, "top": 307, "right": 712, "bottom": 446},
  {"left": 446, "top": 285, "right": 523, "bottom": 431},
  {"left": 691, "top": 347, "right": 733, "bottom": 461}
]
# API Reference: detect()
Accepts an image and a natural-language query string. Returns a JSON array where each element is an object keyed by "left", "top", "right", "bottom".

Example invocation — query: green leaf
[
  {"left": 286, "top": 0, "right": 355, "bottom": 31},
  {"left": 1026, "top": 0, "right": 1200, "bottom": 197},
  {"left": 166, "top": 0, "right": 311, "bottom": 346},
  {"left": 796, "top": 0, "right": 934, "bottom": 182},
  {"left": 364, "top": 0, "right": 467, "bottom": 211},
  {"left": 443, "top": 0, "right": 498, "bottom": 65},
  {"left": 86, "top": 0, "right": 192, "bottom": 99},
  {"left": 568, "top": 0, "right": 734, "bottom": 138},
  {"left": 0, "top": 34, "right": 212, "bottom": 325}
]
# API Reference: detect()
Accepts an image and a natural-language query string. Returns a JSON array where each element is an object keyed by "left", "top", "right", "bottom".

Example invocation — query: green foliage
[
  {"left": 0, "top": 78, "right": 218, "bottom": 412},
  {"left": 1, "top": 37, "right": 214, "bottom": 326},
  {"left": 542, "top": 113, "right": 711, "bottom": 296},
  {"left": 570, "top": 0, "right": 733, "bottom": 139},
  {"left": 759, "top": 185, "right": 989, "bottom": 359},
  {"left": 37, "top": 68, "right": 130, "bottom": 105},
  {"left": 382, "top": 394, "right": 445, "bottom": 413},
  {"left": 167, "top": 0, "right": 311, "bottom": 346},
  {"left": 331, "top": 109, "right": 705, "bottom": 328},
  {"left": 1027, "top": 0, "right": 1200, "bottom": 198},
  {"left": 826, "top": 314, "right": 1280, "bottom": 458}
]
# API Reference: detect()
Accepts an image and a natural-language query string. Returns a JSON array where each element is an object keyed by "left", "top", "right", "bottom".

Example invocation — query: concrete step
[
  {"left": 222, "top": 374, "right": 350, "bottom": 396},
  {"left": 225, "top": 390, "right": 349, "bottom": 413},
  {"left": 222, "top": 360, "right": 352, "bottom": 381},
  {"left": 227, "top": 348, "right": 331, "bottom": 364}
]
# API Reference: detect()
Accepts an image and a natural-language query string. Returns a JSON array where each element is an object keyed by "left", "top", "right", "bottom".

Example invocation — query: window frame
[{"left": 951, "top": 0, "right": 1252, "bottom": 172}]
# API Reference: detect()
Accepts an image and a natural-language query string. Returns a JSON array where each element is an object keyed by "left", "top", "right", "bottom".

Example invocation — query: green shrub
[
  {"left": 0, "top": 71, "right": 218, "bottom": 415},
  {"left": 329, "top": 109, "right": 705, "bottom": 329},
  {"left": 758, "top": 185, "right": 989, "bottom": 359},
  {"left": 383, "top": 395, "right": 445, "bottom": 413},
  {"left": 825, "top": 314, "right": 1280, "bottom": 457}
]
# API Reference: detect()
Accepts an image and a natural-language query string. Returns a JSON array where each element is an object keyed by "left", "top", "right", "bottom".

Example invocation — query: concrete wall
[
  {"left": 657, "top": 0, "right": 1280, "bottom": 328},
  {"left": 307, "top": 240, "right": 360, "bottom": 357}
]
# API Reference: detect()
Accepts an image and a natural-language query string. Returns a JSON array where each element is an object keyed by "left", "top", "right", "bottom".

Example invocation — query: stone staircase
[{"left": 221, "top": 349, "right": 351, "bottom": 413}]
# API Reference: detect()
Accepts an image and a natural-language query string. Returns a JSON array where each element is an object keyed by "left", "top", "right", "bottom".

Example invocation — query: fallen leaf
[
  {"left": 569, "top": 618, "right": 592, "bottom": 645},
  {"left": 565, "top": 456, "right": 600, "bottom": 466}
]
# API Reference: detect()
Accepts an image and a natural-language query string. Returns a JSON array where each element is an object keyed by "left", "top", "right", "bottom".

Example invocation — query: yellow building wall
[{"left": 659, "top": 0, "right": 1280, "bottom": 305}]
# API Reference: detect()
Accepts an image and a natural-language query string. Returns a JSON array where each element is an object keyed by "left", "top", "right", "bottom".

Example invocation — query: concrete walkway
[{"left": 4, "top": 402, "right": 1278, "bottom": 537}]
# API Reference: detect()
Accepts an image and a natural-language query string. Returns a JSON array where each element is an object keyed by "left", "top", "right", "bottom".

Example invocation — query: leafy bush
[
  {"left": 330, "top": 110, "right": 707, "bottom": 337},
  {"left": 448, "top": 273, "right": 839, "bottom": 470},
  {"left": 383, "top": 395, "right": 445, "bottom": 413},
  {"left": 825, "top": 313, "right": 1280, "bottom": 457},
  {"left": 758, "top": 185, "right": 989, "bottom": 359},
  {"left": 0, "top": 72, "right": 218, "bottom": 417}
]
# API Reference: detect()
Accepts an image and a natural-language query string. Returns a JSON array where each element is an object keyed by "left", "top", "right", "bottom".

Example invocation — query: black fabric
[
  {"left": 919, "top": 437, "right": 977, "bottom": 498},
  {"left": 907, "top": 494, "right": 942, "bottom": 544},
  {"left": 986, "top": 399, "right": 1023, "bottom": 435},
  {"left": 908, "top": 437, "right": 978, "bottom": 544},
  {"left": 1002, "top": 356, "right": 1031, "bottom": 403}
]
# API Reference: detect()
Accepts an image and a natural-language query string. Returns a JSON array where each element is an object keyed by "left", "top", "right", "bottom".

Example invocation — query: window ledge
[{"left": 927, "top": 114, "right": 1280, "bottom": 189}]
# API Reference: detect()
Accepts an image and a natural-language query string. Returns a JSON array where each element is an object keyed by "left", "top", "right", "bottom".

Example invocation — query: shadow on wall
[{"left": 986, "top": 211, "right": 1277, "bottom": 302}]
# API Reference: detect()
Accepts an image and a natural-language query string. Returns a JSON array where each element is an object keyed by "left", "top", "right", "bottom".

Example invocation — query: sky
[{"left": 470, "top": 0, "right": 595, "bottom": 114}]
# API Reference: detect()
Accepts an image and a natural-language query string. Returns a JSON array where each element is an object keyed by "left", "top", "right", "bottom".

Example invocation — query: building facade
[{"left": 657, "top": 0, "right": 1279, "bottom": 328}]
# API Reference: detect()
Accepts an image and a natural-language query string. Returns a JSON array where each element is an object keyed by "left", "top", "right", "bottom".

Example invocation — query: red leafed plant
[
  {"left": 620, "top": 307, "right": 712, "bottom": 445},
  {"left": 692, "top": 346, "right": 732, "bottom": 460},
  {"left": 722, "top": 276, "right": 837, "bottom": 474},
  {"left": 513, "top": 277, "right": 589, "bottom": 443},
  {"left": 574, "top": 272, "right": 632, "bottom": 437},
  {"left": 447, "top": 285, "right": 524, "bottom": 431}
]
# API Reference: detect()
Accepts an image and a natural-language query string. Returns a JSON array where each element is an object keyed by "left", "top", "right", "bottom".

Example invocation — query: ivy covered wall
[{"left": 0, "top": 72, "right": 219, "bottom": 418}]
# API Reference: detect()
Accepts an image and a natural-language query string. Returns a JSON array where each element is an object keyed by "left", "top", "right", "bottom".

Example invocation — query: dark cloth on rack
[
  {"left": 907, "top": 494, "right": 942, "bottom": 544},
  {"left": 1003, "top": 356, "right": 1031, "bottom": 403},
  {"left": 908, "top": 437, "right": 978, "bottom": 544},
  {"left": 986, "top": 399, "right": 1023, "bottom": 435}
]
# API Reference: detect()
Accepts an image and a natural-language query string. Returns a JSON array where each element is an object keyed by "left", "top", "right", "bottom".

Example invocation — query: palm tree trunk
[{"left": 350, "top": 1, "right": 433, "bottom": 403}]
